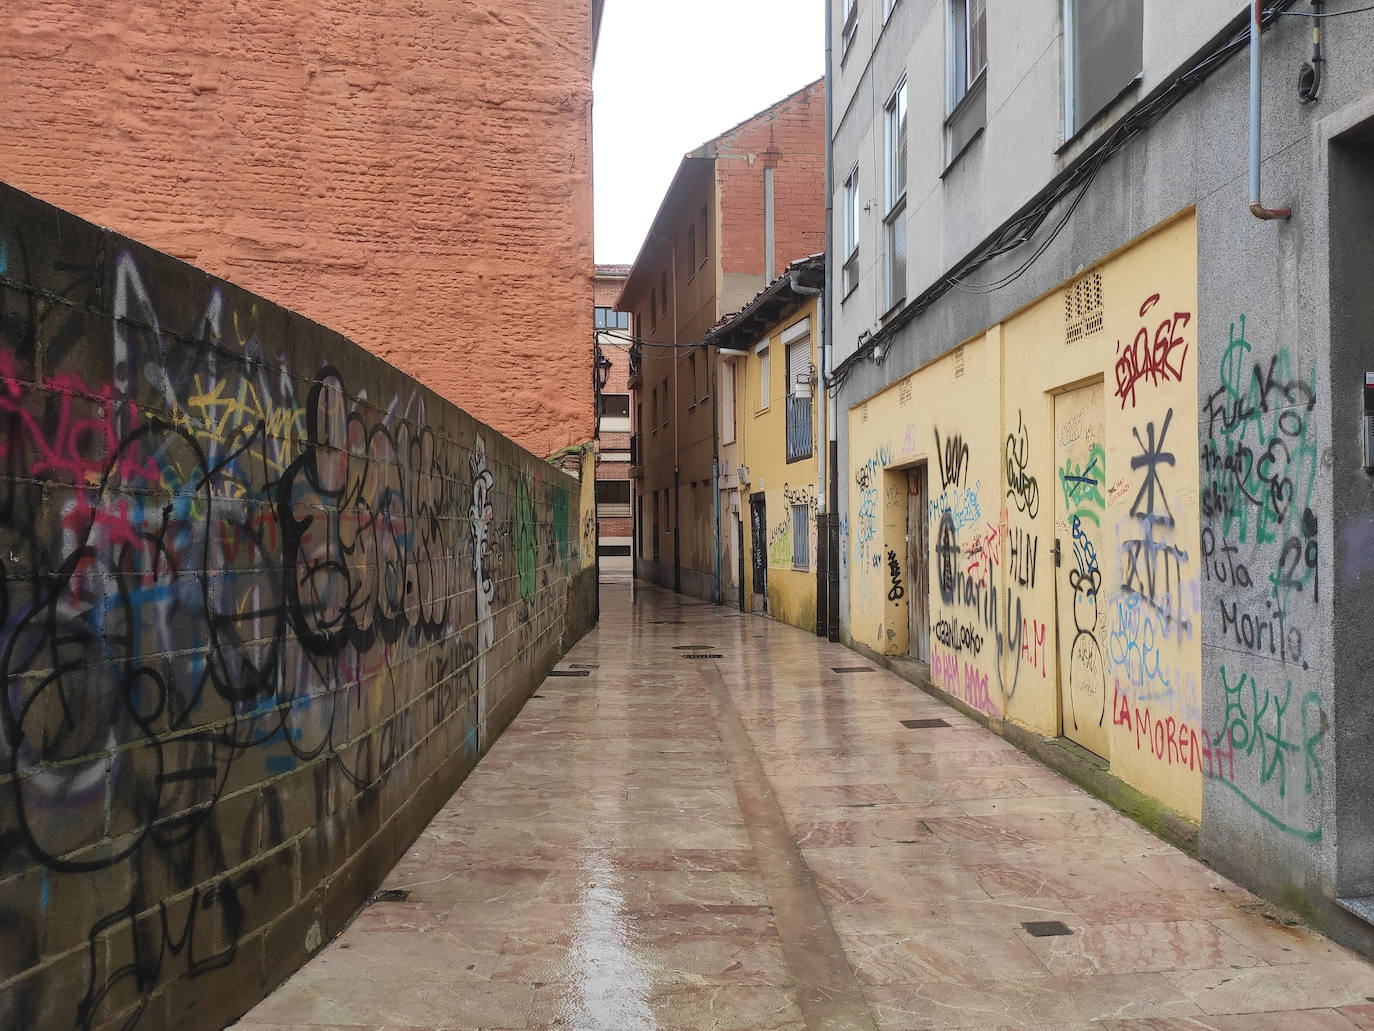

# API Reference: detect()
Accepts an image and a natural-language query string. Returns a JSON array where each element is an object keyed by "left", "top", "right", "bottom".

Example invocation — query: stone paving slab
[{"left": 233, "top": 577, "right": 1374, "bottom": 1031}]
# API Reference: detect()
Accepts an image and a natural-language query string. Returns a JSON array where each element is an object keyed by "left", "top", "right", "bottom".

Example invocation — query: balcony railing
[
  {"left": 786, "top": 394, "right": 813, "bottom": 463},
  {"left": 628, "top": 433, "right": 643, "bottom": 478},
  {"left": 626, "top": 344, "right": 642, "bottom": 389}
]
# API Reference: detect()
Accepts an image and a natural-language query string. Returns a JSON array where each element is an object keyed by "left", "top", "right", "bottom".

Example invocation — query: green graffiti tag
[
  {"left": 516, "top": 476, "right": 536, "bottom": 602},
  {"left": 1058, "top": 442, "right": 1106, "bottom": 526}
]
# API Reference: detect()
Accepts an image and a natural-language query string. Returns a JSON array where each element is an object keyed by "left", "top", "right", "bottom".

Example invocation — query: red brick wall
[
  {"left": 717, "top": 81, "right": 826, "bottom": 278},
  {"left": 0, "top": 0, "right": 595, "bottom": 457}
]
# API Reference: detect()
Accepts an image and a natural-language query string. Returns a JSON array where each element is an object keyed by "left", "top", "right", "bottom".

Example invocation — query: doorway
[
  {"left": 1053, "top": 381, "right": 1109, "bottom": 759},
  {"left": 906, "top": 465, "right": 929, "bottom": 661},
  {"left": 749, "top": 492, "right": 767, "bottom": 613}
]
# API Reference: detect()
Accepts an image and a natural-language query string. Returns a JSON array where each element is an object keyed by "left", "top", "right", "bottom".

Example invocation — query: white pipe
[{"left": 1250, "top": 0, "right": 1292, "bottom": 220}]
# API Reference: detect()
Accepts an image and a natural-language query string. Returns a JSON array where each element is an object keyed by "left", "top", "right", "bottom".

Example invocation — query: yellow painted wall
[
  {"left": 846, "top": 212, "right": 1202, "bottom": 820},
  {"left": 736, "top": 301, "right": 820, "bottom": 632}
]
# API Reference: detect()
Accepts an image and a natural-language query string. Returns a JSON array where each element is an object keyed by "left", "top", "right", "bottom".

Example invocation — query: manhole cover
[
  {"left": 1022, "top": 921, "right": 1073, "bottom": 937},
  {"left": 832, "top": 666, "right": 874, "bottom": 674},
  {"left": 901, "top": 718, "right": 951, "bottom": 729},
  {"left": 548, "top": 670, "right": 591, "bottom": 677},
  {"left": 682, "top": 653, "right": 723, "bottom": 659}
]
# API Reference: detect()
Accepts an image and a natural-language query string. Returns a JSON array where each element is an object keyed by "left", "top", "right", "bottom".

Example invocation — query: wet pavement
[{"left": 234, "top": 573, "right": 1374, "bottom": 1031}]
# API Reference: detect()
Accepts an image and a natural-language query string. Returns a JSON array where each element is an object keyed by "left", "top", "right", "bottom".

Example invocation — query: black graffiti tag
[{"left": 1005, "top": 410, "right": 1040, "bottom": 519}]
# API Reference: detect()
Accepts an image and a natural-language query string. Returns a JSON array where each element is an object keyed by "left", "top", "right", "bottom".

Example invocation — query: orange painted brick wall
[
  {"left": 717, "top": 81, "right": 826, "bottom": 278},
  {"left": 0, "top": 0, "right": 595, "bottom": 457}
]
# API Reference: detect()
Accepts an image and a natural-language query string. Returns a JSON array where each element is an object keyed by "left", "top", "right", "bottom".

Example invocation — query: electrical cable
[
  {"left": 828, "top": 0, "right": 1296, "bottom": 385},
  {"left": 1278, "top": 2, "right": 1374, "bottom": 14}
]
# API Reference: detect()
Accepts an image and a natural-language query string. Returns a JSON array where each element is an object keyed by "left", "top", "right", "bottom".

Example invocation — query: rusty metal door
[{"left": 1054, "top": 381, "right": 1109, "bottom": 758}]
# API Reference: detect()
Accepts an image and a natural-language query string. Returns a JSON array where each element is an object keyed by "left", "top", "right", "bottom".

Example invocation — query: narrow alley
[{"left": 235, "top": 574, "right": 1374, "bottom": 1031}]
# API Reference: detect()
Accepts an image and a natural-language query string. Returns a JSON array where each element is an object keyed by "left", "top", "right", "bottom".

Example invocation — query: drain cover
[
  {"left": 1022, "top": 921, "right": 1073, "bottom": 937},
  {"left": 672, "top": 645, "right": 710, "bottom": 650},
  {"left": 901, "top": 718, "right": 951, "bottom": 729},
  {"left": 682, "top": 653, "right": 723, "bottom": 659},
  {"left": 371, "top": 888, "right": 410, "bottom": 903},
  {"left": 832, "top": 666, "right": 874, "bottom": 674},
  {"left": 548, "top": 670, "right": 591, "bottom": 677},
  {"left": 569, "top": 663, "right": 600, "bottom": 669}
]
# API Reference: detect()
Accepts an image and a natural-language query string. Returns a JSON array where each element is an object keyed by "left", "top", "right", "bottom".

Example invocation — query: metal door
[
  {"left": 749, "top": 493, "right": 767, "bottom": 611},
  {"left": 1054, "top": 381, "right": 1109, "bottom": 758},
  {"left": 907, "top": 466, "right": 929, "bottom": 661}
]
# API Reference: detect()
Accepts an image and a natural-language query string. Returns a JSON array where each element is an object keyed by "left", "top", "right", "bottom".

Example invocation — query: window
[
  {"left": 687, "top": 224, "right": 697, "bottom": 272},
  {"left": 1064, "top": 0, "right": 1143, "bottom": 138},
  {"left": 758, "top": 346, "right": 771, "bottom": 410},
  {"left": 595, "top": 479, "right": 631, "bottom": 506},
  {"left": 661, "top": 378, "right": 669, "bottom": 426},
  {"left": 883, "top": 78, "right": 908, "bottom": 312},
  {"left": 884, "top": 0, "right": 897, "bottom": 22},
  {"left": 599, "top": 393, "right": 630, "bottom": 422},
  {"left": 843, "top": 166, "right": 860, "bottom": 297},
  {"left": 699, "top": 204, "right": 709, "bottom": 265},
  {"left": 791, "top": 503, "right": 810, "bottom": 569},
  {"left": 650, "top": 289, "right": 657, "bottom": 331},
  {"left": 721, "top": 361, "right": 737, "bottom": 444},
  {"left": 947, "top": 0, "right": 986, "bottom": 111},
  {"left": 842, "top": 0, "right": 859, "bottom": 55},
  {"left": 652, "top": 491, "right": 660, "bottom": 562},
  {"left": 594, "top": 306, "right": 630, "bottom": 330},
  {"left": 784, "top": 320, "right": 814, "bottom": 463},
  {"left": 659, "top": 270, "right": 668, "bottom": 316},
  {"left": 689, "top": 353, "right": 698, "bottom": 404},
  {"left": 651, "top": 387, "right": 659, "bottom": 432}
]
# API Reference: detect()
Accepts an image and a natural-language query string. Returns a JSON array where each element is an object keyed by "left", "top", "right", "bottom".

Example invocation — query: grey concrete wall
[
  {"left": 0, "top": 182, "right": 597, "bottom": 1031},
  {"left": 832, "top": 6, "right": 1374, "bottom": 949}
]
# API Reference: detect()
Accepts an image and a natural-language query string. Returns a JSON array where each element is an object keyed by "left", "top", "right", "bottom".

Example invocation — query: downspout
[
  {"left": 822, "top": 0, "right": 840, "bottom": 641},
  {"left": 1250, "top": 0, "right": 1292, "bottom": 220},
  {"left": 790, "top": 281, "right": 826, "bottom": 637},
  {"left": 713, "top": 352, "right": 722, "bottom": 606}
]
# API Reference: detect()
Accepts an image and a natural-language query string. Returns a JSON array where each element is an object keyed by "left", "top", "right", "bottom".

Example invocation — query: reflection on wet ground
[{"left": 235, "top": 573, "right": 1374, "bottom": 1031}]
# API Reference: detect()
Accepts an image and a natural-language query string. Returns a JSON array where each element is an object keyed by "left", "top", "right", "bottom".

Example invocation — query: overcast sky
[{"left": 592, "top": 1, "right": 827, "bottom": 266}]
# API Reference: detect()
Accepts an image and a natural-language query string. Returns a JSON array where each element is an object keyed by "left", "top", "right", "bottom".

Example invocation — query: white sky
[{"left": 592, "top": 1, "right": 827, "bottom": 266}]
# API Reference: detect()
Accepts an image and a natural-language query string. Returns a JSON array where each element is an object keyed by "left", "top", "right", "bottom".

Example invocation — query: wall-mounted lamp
[{"left": 717, "top": 347, "right": 749, "bottom": 357}]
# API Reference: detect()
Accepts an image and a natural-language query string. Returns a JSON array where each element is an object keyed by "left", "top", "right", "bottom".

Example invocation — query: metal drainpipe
[
  {"left": 822, "top": 0, "right": 839, "bottom": 640},
  {"left": 713, "top": 346, "right": 722, "bottom": 606},
  {"left": 1250, "top": 0, "right": 1293, "bottom": 220}
]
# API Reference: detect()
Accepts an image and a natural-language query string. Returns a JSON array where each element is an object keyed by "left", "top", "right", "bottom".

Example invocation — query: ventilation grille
[
  {"left": 953, "top": 345, "right": 966, "bottom": 379},
  {"left": 899, "top": 378, "right": 912, "bottom": 405},
  {"left": 682, "top": 653, "right": 723, "bottom": 659},
  {"left": 861, "top": 403, "right": 870, "bottom": 423},
  {"left": 1065, "top": 272, "right": 1105, "bottom": 343},
  {"left": 832, "top": 666, "right": 874, "bottom": 674},
  {"left": 900, "top": 718, "right": 951, "bottom": 729}
]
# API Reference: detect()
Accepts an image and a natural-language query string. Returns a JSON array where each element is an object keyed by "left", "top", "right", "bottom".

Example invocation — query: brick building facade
[
  {"left": 594, "top": 264, "right": 633, "bottom": 556},
  {"left": 619, "top": 80, "right": 825, "bottom": 599},
  {"left": 0, "top": 0, "right": 598, "bottom": 457}
]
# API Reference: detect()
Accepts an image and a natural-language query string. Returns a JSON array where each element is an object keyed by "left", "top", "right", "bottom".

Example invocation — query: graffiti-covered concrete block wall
[{"left": 0, "top": 183, "right": 597, "bottom": 1031}]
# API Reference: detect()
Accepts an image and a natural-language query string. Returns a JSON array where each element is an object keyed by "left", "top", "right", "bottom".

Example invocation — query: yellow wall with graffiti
[
  {"left": 847, "top": 212, "right": 1202, "bottom": 821},
  {"left": 736, "top": 303, "right": 820, "bottom": 631}
]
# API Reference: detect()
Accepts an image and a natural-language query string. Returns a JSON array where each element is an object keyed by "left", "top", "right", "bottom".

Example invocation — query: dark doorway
[{"left": 750, "top": 492, "right": 767, "bottom": 612}]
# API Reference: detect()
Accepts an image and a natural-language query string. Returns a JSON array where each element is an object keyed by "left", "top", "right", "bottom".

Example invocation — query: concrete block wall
[{"left": 0, "top": 182, "right": 597, "bottom": 1031}]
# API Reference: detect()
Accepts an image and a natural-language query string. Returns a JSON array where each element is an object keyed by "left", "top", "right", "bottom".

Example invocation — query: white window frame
[
  {"left": 946, "top": 0, "right": 986, "bottom": 113},
  {"left": 843, "top": 166, "right": 860, "bottom": 298},
  {"left": 842, "top": 0, "right": 859, "bottom": 56},
  {"left": 883, "top": 78, "right": 908, "bottom": 312},
  {"left": 756, "top": 342, "right": 771, "bottom": 412},
  {"left": 883, "top": 0, "right": 897, "bottom": 23},
  {"left": 1063, "top": 0, "right": 1143, "bottom": 139}
]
